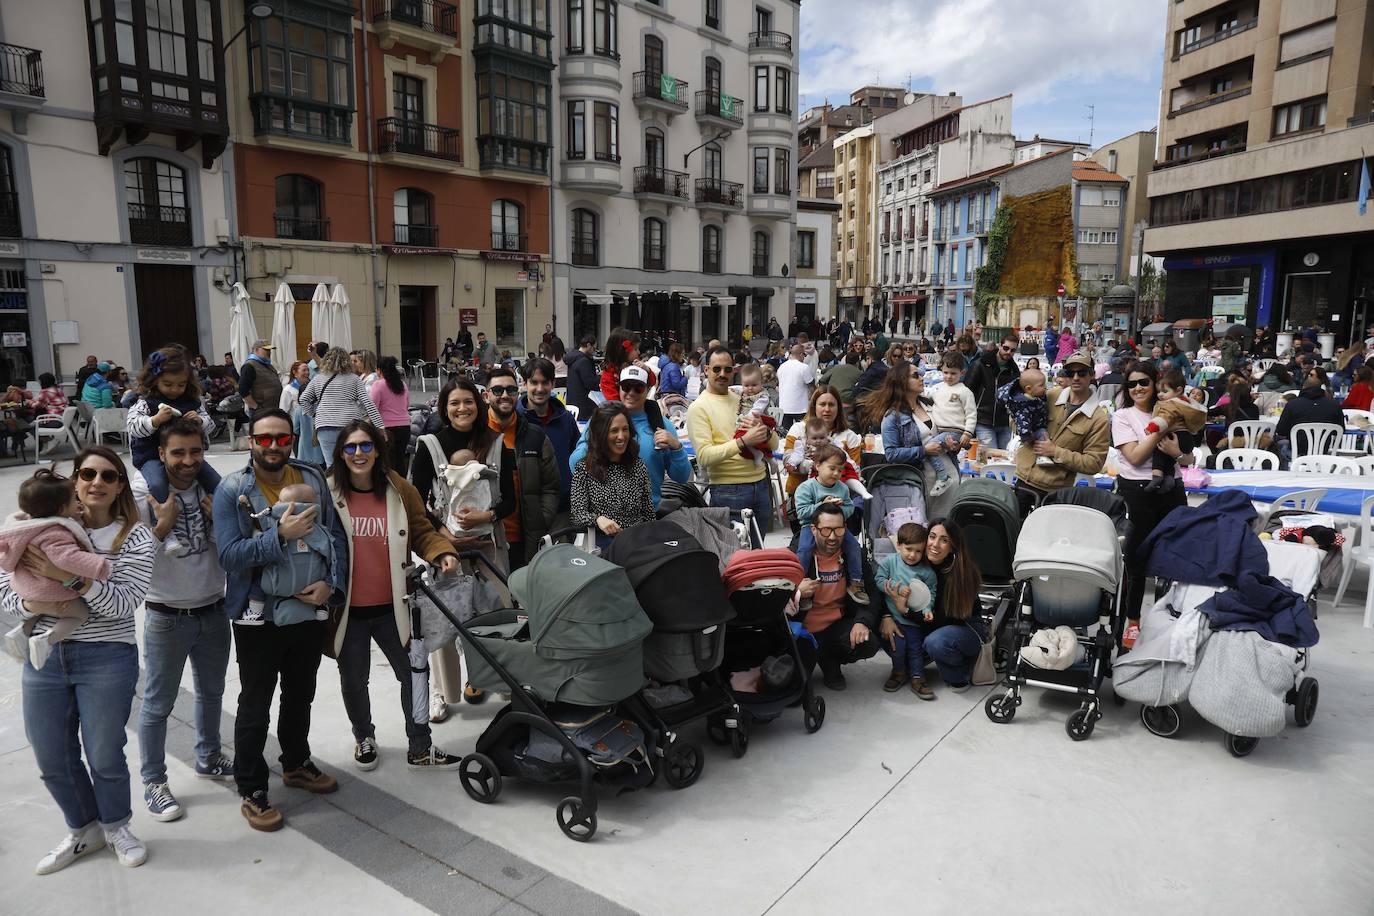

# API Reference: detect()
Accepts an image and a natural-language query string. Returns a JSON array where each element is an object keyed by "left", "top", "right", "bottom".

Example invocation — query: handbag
[
  {"left": 971, "top": 635, "right": 999, "bottom": 685},
  {"left": 321, "top": 605, "right": 344, "bottom": 660}
]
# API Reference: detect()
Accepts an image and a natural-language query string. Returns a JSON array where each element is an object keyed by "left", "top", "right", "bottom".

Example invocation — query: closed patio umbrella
[
  {"left": 310, "top": 283, "right": 331, "bottom": 349},
  {"left": 270, "top": 282, "right": 297, "bottom": 367},
  {"left": 228, "top": 282, "right": 259, "bottom": 367},
  {"left": 330, "top": 283, "right": 353, "bottom": 352}
]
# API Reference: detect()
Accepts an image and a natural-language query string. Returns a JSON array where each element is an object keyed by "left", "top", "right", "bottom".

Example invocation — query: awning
[
  {"left": 688, "top": 297, "right": 713, "bottom": 307},
  {"left": 579, "top": 293, "right": 616, "bottom": 306},
  {"left": 714, "top": 296, "right": 737, "bottom": 306},
  {"left": 891, "top": 295, "right": 928, "bottom": 304}
]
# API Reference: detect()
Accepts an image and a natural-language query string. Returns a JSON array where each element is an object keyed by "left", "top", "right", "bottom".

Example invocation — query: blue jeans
[
  {"left": 884, "top": 620, "right": 926, "bottom": 675},
  {"left": 923, "top": 623, "right": 982, "bottom": 686},
  {"left": 141, "top": 459, "right": 222, "bottom": 503},
  {"left": 796, "top": 527, "right": 863, "bottom": 582},
  {"left": 138, "top": 606, "right": 231, "bottom": 785},
  {"left": 316, "top": 427, "right": 342, "bottom": 468},
  {"left": 23, "top": 641, "right": 139, "bottom": 830},
  {"left": 975, "top": 423, "right": 1013, "bottom": 451},
  {"left": 709, "top": 479, "right": 773, "bottom": 548}
]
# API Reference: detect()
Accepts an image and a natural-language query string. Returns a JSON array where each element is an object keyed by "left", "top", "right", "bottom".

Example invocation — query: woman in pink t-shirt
[{"left": 369, "top": 356, "right": 412, "bottom": 475}]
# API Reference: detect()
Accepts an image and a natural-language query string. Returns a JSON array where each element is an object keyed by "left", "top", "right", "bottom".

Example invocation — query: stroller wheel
[
  {"left": 556, "top": 796, "right": 598, "bottom": 842},
  {"left": 804, "top": 695, "right": 826, "bottom": 734},
  {"left": 1140, "top": 704, "right": 1181, "bottom": 738},
  {"left": 984, "top": 691, "right": 1017, "bottom": 724},
  {"left": 1293, "top": 678, "right": 1319, "bottom": 728},
  {"left": 1065, "top": 706, "right": 1098, "bottom": 741},
  {"left": 458, "top": 753, "right": 502, "bottom": 804},
  {"left": 663, "top": 741, "right": 704, "bottom": 790},
  {"left": 1226, "top": 734, "right": 1259, "bottom": 758},
  {"left": 729, "top": 722, "right": 750, "bottom": 758}
]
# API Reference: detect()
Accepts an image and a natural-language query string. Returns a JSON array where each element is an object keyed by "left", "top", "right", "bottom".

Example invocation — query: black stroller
[{"left": 949, "top": 477, "right": 1022, "bottom": 668}]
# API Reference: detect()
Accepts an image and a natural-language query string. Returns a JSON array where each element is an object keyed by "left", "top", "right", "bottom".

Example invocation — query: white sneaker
[
  {"left": 28, "top": 633, "right": 54, "bottom": 670},
  {"left": 34, "top": 823, "right": 105, "bottom": 875},
  {"left": 104, "top": 824, "right": 147, "bottom": 868},
  {"left": 929, "top": 474, "right": 953, "bottom": 497}
]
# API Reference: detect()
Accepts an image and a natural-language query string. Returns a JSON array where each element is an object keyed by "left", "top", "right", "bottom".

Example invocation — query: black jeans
[
  {"left": 387, "top": 426, "right": 412, "bottom": 477},
  {"left": 337, "top": 608, "right": 429, "bottom": 754},
  {"left": 232, "top": 619, "right": 324, "bottom": 797},
  {"left": 800, "top": 615, "right": 881, "bottom": 676},
  {"left": 1116, "top": 478, "right": 1187, "bottom": 621}
]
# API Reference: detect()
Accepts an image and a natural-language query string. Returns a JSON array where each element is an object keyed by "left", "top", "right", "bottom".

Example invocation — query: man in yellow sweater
[{"left": 686, "top": 346, "right": 778, "bottom": 547}]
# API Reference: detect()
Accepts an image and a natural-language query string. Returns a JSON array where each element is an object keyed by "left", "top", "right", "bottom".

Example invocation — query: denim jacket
[
  {"left": 212, "top": 458, "right": 349, "bottom": 621},
  {"left": 880, "top": 409, "right": 927, "bottom": 466}
]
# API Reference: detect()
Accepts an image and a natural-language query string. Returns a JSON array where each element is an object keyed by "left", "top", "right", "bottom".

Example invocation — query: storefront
[{"left": 0, "top": 260, "right": 34, "bottom": 387}]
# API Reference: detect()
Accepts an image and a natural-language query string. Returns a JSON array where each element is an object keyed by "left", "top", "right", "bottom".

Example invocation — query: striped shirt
[
  {"left": 0, "top": 520, "right": 156, "bottom": 645},
  {"left": 299, "top": 371, "right": 385, "bottom": 431}
]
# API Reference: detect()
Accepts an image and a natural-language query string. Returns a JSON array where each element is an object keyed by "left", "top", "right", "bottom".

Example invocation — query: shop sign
[
  {"left": 136, "top": 249, "right": 192, "bottom": 262},
  {"left": 795, "top": 290, "right": 817, "bottom": 305},
  {"left": 0, "top": 292, "right": 26, "bottom": 310},
  {"left": 384, "top": 245, "right": 456, "bottom": 256},
  {"left": 0, "top": 242, "right": 19, "bottom": 256},
  {"left": 1212, "top": 293, "right": 1247, "bottom": 321},
  {"left": 481, "top": 250, "right": 542, "bottom": 263},
  {"left": 459, "top": 308, "right": 478, "bottom": 327},
  {"left": 2, "top": 332, "right": 27, "bottom": 347}
]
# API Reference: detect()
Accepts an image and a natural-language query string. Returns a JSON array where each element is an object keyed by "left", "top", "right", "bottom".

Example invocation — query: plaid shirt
[{"left": 34, "top": 386, "right": 68, "bottom": 415}]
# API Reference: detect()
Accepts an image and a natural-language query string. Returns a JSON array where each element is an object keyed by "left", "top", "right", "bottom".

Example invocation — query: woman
[
  {"left": 1055, "top": 326, "right": 1079, "bottom": 365},
  {"left": 1206, "top": 380, "right": 1263, "bottom": 458},
  {"left": 1343, "top": 364, "right": 1374, "bottom": 412},
  {"left": 35, "top": 372, "right": 69, "bottom": 416},
  {"left": 1159, "top": 339, "right": 1190, "bottom": 377},
  {"left": 0, "top": 447, "right": 156, "bottom": 871},
  {"left": 408, "top": 378, "right": 516, "bottom": 719},
  {"left": 1111, "top": 362, "right": 1192, "bottom": 645},
  {"left": 1334, "top": 341, "right": 1366, "bottom": 390},
  {"left": 1258, "top": 361, "right": 1295, "bottom": 393},
  {"left": 547, "top": 336, "right": 568, "bottom": 383},
  {"left": 191, "top": 354, "right": 209, "bottom": 384},
  {"left": 1024, "top": 357, "right": 1041, "bottom": 371},
  {"left": 300, "top": 347, "right": 384, "bottom": 467},
  {"left": 599, "top": 328, "right": 655, "bottom": 401},
  {"left": 279, "top": 361, "right": 322, "bottom": 464},
  {"left": 570, "top": 402, "right": 656, "bottom": 551},
  {"left": 862, "top": 361, "right": 961, "bottom": 519},
  {"left": 658, "top": 341, "right": 688, "bottom": 398},
  {"left": 877, "top": 519, "right": 985, "bottom": 693},
  {"left": 369, "top": 356, "right": 412, "bottom": 474},
  {"left": 351, "top": 349, "right": 379, "bottom": 387},
  {"left": 782, "top": 385, "right": 863, "bottom": 509},
  {"left": 326, "top": 421, "right": 462, "bottom": 771}
]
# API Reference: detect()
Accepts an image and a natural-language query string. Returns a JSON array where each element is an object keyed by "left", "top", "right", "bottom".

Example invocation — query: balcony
[
  {"left": 571, "top": 238, "right": 598, "bottom": 267},
  {"left": 373, "top": 0, "right": 459, "bottom": 60},
  {"left": 0, "top": 42, "right": 44, "bottom": 132},
  {"left": 491, "top": 231, "right": 528, "bottom": 252},
  {"left": 633, "top": 71, "right": 689, "bottom": 116},
  {"left": 377, "top": 118, "right": 461, "bottom": 169},
  {"left": 275, "top": 216, "right": 331, "bottom": 241},
  {"left": 1154, "top": 142, "right": 1247, "bottom": 171},
  {"left": 695, "top": 90, "right": 743, "bottom": 130},
  {"left": 634, "top": 166, "right": 689, "bottom": 203},
  {"left": 251, "top": 95, "right": 352, "bottom": 147},
  {"left": 127, "top": 204, "right": 192, "bottom": 247},
  {"left": 1169, "top": 84, "right": 1252, "bottom": 118},
  {"left": 880, "top": 232, "right": 891, "bottom": 245},
  {"left": 1176, "top": 17, "right": 1257, "bottom": 58},
  {"left": 395, "top": 224, "right": 439, "bottom": 247},
  {"left": 703, "top": 253, "right": 722, "bottom": 274},
  {"left": 918, "top": 271, "right": 928, "bottom": 284},
  {"left": 643, "top": 245, "right": 666, "bottom": 271},
  {"left": 749, "top": 31, "right": 794, "bottom": 55},
  {"left": 933, "top": 225, "right": 948, "bottom": 242},
  {"left": 695, "top": 177, "right": 743, "bottom": 212},
  {"left": 0, "top": 191, "right": 20, "bottom": 238},
  {"left": 973, "top": 218, "right": 988, "bottom": 235},
  {"left": 920, "top": 222, "right": 929, "bottom": 239},
  {"left": 752, "top": 260, "right": 769, "bottom": 277}
]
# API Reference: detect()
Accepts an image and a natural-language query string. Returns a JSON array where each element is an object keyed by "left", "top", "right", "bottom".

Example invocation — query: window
[
  {"left": 754, "top": 66, "right": 769, "bottom": 112},
  {"left": 1211, "top": 74, "right": 1233, "bottom": 94},
  {"left": 393, "top": 188, "right": 435, "bottom": 246},
  {"left": 752, "top": 229, "right": 770, "bottom": 276},
  {"left": 274, "top": 174, "right": 327, "bottom": 240},
  {"left": 571, "top": 208, "right": 599, "bottom": 265},
  {"left": 494, "top": 288, "right": 525, "bottom": 350},
  {"left": 393, "top": 74, "right": 424, "bottom": 123},
  {"left": 755, "top": 6, "right": 772, "bottom": 33},
  {"left": 474, "top": 64, "right": 551, "bottom": 172},
  {"left": 475, "top": 0, "right": 551, "bottom": 58},
  {"left": 1102, "top": 229, "right": 1118, "bottom": 244},
  {"left": 704, "top": 142, "right": 722, "bottom": 181},
  {"left": 1274, "top": 96, "right": 1326, "bottom": 136},
  {"left": 124, "top": 157, "right": 191, "bottom": 245},
  {"left": 645, "top": 127, "right": 665, "bottom": 170},
  {"left": 1102, "top": 188, "right": 1121, "bottom": 206},
  {"left": 643, "top": 217, "right": 665, "bottom": 270},
  {"left": 593, "top": 101, "right": 618, "bottom": 160},
  {"left": 753, "top": 147, "right": 769, "bottom": 193},
  {"left": 643, "top": 34, "right": 663, "bottom": 76},
  {"left": 705, "top": 0, "right": 721, "bottom": 30},
  {"left": 881, "top": 252, "right": 889, "bottom": 284},
  {"left": 798, "top": 230, "right": 815, "bottom": 268},
  {"left": 566, "top": 100, "right": 586, "bottom": 158},
  {"left": 0, "top": 146, "right": 18, "bottom": 237},
  {"left": 1107, "top": 151, "right": 1117, "bottom": 173},
  {"left": 1080, "top": 186, "right": 1103, "bottom": 206},
  {"left": 884, "top": 183, "right": 892, "bottom": 197},
  {"left": 774, "top": 67, "right": 790, "bottom": 114},
  {"left": 951, "top": 201, "right": 960, "bottom": 233},
  {"left": 593, "top": 0, "right": 617, "bottom": 57},
  {"left": 705, "top": 57, "right": 721, "bottom": 97},
  {"left": 567, "top": 0, "right": 585, "bottom": 52},
  {"left": 774, "top": 148, "right": 789, "bottom": 194},
  {"left": 896, "top": 177, "right": 904, "bottom": 192},
  {"left": 923, "top": 169, "right": 931, "bottom": 184},
  {"left": 247, "top": 4, "right": 354, "bottom": 142},
  {"left": 491, "top": 199, "right": 523, "bottom": 250},
  {"left": 1280, "top": 20, "right": 1336, "bottom": 65},
  {"left": 1078, "top": 229, "right": 1101, "bottom": 244},
  {"left": 1149, "top": 159, "right": 1359, "bottom": 227},
  {"left": 703, "top": 224, "right": 722, "bottom": 273},
  {"left": 1177, "top": 25, "right": 1201, "bottom": 55}
]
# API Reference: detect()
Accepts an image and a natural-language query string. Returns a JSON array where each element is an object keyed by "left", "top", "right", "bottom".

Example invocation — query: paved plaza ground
[{"left": 1, "top": 445, "right": 1372, "bottom": 915}]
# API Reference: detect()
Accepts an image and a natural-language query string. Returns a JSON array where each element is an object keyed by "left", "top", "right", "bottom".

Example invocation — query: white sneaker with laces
[
  {"left": 35, "top": 823, "right": 106, "bottom": 875},
  {"left": 104, "top": 824, "right": 147, "bottom": 868}
]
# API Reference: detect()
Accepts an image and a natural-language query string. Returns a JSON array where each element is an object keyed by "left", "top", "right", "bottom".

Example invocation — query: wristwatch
[{"left": 61, "top": 575, "right": 87, "bottom": 592}]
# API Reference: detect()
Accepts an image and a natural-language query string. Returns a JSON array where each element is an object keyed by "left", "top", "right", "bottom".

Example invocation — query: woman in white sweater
[{"left": 299, "top": 347, "right": 385, "bottom": 467}]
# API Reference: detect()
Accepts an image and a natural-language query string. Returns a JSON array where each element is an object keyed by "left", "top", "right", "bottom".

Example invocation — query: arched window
[
  {"left": 752, "top": 229, "right": 770, "bottom": 276},
  {"left": 643, "top": 217, "right": 665, "bottom": 270},
  {"left": 702, "top": 224, "right": 721, "bottom": 274},
  {"left": 704, "top": 142, "right": 722, "bottom": 181},
  {"left": 274, "top": 174, "right": 326, "bottom": 240},
  {"left": 645, "top": 127, "right": 665, "bottom": 171},
  {"left": 125, "top": 157, "right": 190, "bottom": 245},
  {"left": 572, "top": 208, "right": 599, "bottom": 266},
  {"left": 643, "top": 34, "right": 663, "bottom": 77},
  {"left": 704, "top": 56, "right": 721, "bottom": 97},
  {"left": 491, "top": 199, "right": 524, "bottom": 250},
  {"left": 393, "top": 187, "right": 435, "bottom": 246},
  {"left": 0, "top": 145, "right": 21, "bottom": 238}
]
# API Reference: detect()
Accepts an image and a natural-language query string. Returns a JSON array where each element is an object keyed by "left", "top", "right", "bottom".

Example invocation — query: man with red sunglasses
[
  {"left": 1012, "top": 350, "right": 1110, "bottom": 516},
  {"left": 213, "top": 408, "right": 349, "bottom": 832}
]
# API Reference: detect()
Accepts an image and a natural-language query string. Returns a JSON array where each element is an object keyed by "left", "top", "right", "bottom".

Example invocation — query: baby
[
  {"left": 1144, "top": 369, "right": 1207, "bottom": 492},
  {"left": 243, "top": 482, "right": 332, "bottom": 624},
  {"left": 998, "top": 368, "right": 1053, "bottom": 466},
  {"left": 926, "top": 352, "right": 977, "bottom": 495},
  {"left": 443, "top": 448, "right": 498, "bottom": 538},
  {"left": 792, "top": 417, "right": 872, "bottom": 500},
  {"left": 874, "top": 522, "right": 940, "bottom": 699},
  {"left": 732, "top": 363, "right": 776, "bottom": 464},
  {"left": 0, "top": 470, "right": 110, "bottom": 669}
]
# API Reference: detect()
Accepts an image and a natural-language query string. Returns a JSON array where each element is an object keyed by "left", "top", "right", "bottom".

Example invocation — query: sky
[{"left": 799, "top": 0, "right": 1167, "bottom": 149}]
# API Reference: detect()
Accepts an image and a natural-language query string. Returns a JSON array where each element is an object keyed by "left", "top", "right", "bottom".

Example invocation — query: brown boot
[
  {"left": 910, "top": 677, "right": 936, "bottom": 701},
  {"left": 282, "top": 760, "right": 339, "bottom": 794},
  {"left": 240, "top": 790, "right": 284, "bottom": 832},
  {"left": 883, "top": 670, "right": 907, "bottom": 692}
]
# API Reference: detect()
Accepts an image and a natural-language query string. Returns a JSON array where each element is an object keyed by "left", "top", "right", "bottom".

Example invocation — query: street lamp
[
  {"left": 683, "top": 129, "right": 732, "bottom": 170},
  {"left": 225, "top": 3, "right": 275, "bottom": 52}
]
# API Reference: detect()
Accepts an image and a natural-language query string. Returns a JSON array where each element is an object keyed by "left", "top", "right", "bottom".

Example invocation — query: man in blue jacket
[
  {"left": 517, "top": 356, "right": 579, "bottom": 522},
  {"left": 213, "top": 408, "right": 348, "bottom": 833}
]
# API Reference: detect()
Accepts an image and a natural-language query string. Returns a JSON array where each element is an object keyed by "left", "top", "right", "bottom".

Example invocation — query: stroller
[
  {"left": 861, "top": 462, "right": 926, "bottom": 573},
  {"left": 949, "top": 477, "right": 1022, "bottom": 665},
  {"left": 985, "top": 489, "right": 1127, "bottom": 740},
  {"left": 717, "top": 549, "right": 825, "bottom": 755},
  {"left": 604, "top": 520, "right": 736, "bottom": 783},
  {"left": 410, "top": 545, "right": 655, "bottom": 841}
]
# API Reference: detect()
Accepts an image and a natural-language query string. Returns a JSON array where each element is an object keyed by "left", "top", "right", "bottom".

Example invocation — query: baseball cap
[
  {"left": 97, "top": 361, "right": 111, "bottom": 372},
  {"left": 251, "top": 339, "right": 273, "bottom": 350},
  {"left": 1061, "top": 350, "right": 1093, "bottom": 370},
  {"left": 619, "top": 365, "right": 649, "bottom": 386}
]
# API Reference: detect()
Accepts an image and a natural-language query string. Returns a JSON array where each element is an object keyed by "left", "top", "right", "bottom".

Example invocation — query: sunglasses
[
  {"left": 619, "top": 382, "right": 646, "bottom": 393},
  {"left": 708, "top": 365, "right": 733, "bottom": 374},
  {"left": 342, "top": 441, "right": 375, "bottom": 455},
  {"left": 487, "top": 385, "right": 519, "bottom": 397},
  {"left": 251, "top": 433, "right": 294, "bottom": 448},
  {"left": 1126, "top": 378, "right": 1153, "bottom": 389},
  {"left": 76, "top": 467, "right": 123, "bottom": 484},
  {"left": 1000, "top": 346, "right": 1015, "bottom": 354},
  {"left": 815, "top": 526, "right": 846, "bottom": 537},
  {"left": 1061, "top": 366, "right": 1092, "bottom": 378}
]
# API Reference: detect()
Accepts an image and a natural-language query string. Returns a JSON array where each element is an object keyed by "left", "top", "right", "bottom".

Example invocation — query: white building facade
[
  {"left": 795, "top": 197, "right": 839, "bottom": 325},
  {"left": 552, "top": 0, "right": 800, "bottom": 349}
]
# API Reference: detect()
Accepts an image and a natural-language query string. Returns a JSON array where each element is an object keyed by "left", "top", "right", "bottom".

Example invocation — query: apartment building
[
  {"left": 1145, "top": 0, "right": 1374, "bottom": 343},
  {"left": 1090, "top": 128, "right": 1158, "bottom": 283},
  {"left": 1014, "top": 135, "right": 1090, "bottom": 164},
  {"left": 552, "top": 1, "right": 800, "bottom": 350}
]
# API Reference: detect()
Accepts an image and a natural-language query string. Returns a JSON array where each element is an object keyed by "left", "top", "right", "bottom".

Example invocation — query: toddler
[
  {"left": 875, "top": 523, "right": 940, "bottom": 699},
  {"left": 1144, "top": 369, "right": 1206, "bottom": 492},
  {"left": 127, "top": 347, "right": 220, "bottom": 502},
  {"left": 791, "top": 417, "right": 872, "bottom": 500},
  {"left": 443, "top": 448, "right": 498, "bottom": 538},
  {"left": 926, "top": 352, "right": 977, "bottom": 495},
  {"left": 794, "top": 444, "right": 869, "bottom": 605},
  {"left": 0, "top": 470, "right": 110, "bottom": 668},
  {"left": 731, "top": 363, "right": 776, "bottom": 464},
  {"left": 998, "top": 368, "right": 1053, "bottom": 466},
  {"left": 242, "top": 482, "right": 332, "bottom": 625}
]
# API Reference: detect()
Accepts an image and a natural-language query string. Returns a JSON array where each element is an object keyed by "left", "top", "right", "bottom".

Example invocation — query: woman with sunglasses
[
  {"left": 1, "top": 447, "right": 156, "bottom": 872},
  {"left": 861, "top": 361, "right": 961, "bottom": 519},
  {"left": 326, "top": 421, "right": 462, "bottom": 771},
  {"left": 300, "top": 347, "right": 385, "bottom": 468}
]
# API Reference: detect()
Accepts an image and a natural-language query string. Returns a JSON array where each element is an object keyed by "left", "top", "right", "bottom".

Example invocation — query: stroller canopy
[
  {"left": 724, "top": 548, "right": 804, "bottom": 594},
  {"left": 1012, "top": 504, "right": 1122, "bottom": 591},
  {"left": 604, "top": 520, "right": 734, "bottom": 631},
  {"left": 509, "top": 545, "right": 652, "bottom": 661},
  {"left": 862, "top": 462, "right": 925, "bottom": 492}
]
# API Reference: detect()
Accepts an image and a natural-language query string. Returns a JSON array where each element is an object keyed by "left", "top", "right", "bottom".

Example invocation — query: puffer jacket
[
  {"left": 963, "top": 352, "right": 1021, "bottom": 428},
  {"left": 492, "top": 412, "right": 561, "bottom": 565}
]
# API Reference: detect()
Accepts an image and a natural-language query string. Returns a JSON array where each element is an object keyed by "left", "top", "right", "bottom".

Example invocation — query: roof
[
  {"left": 929, "top": 163, "right": 1014, "bottom": 195},
  {"left": 1002, "top": 145, "right": 1076, "bottom": 172},
  {"left": 799, "top": 137, "right": 837, "bottom": 170},
  {"left": 1016, "top": 136, "right": 1084, "bottom": 148},
  {"left": 1072, "top": 161, "right": 1128, "bottom": 183}
]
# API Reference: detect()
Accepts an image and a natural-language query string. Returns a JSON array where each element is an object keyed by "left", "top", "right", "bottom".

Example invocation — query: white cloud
[{"left": 800, "top": 0, "right": 1164, "bottom": 112}]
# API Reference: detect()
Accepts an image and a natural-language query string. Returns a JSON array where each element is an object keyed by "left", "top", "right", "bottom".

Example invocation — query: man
[
  {"left": 1043, "top": 324, "right": 1059, "bottom": 360},
  {"left": 776, "top": 343, "right": 816, "bottom": 428},
  {"left": 1012, "top": 351, "right": 1110, "bottom": 516},
  {"left": 74, "top": 354, "right": 100, "bottom": 400},
  {"left": 796, "top": 503, "right": 880, "bottom": 690},
  {"left": 767, "top": 317, "right": 783, "bottom": 345},
  {"left": 214, "top": 409, "right": 348, "bottom": 832},
  {"left": 820, "top": 351, "right": 863, "bottom": 408},
  {"left": 138, "top": 420, "right": 233, "bottom": 822},
  {"left": 563, "top": 334, "right": 598, "bottom": 418},
  {"left": 237, "top": 339, "right": 282, "bottom": 417},
  {"left": 964, "top": 332, "right": 1021, "bottom": 450},
  {"left": 474, "top": 331, "right": 500, "bottom": 372},
  {"left": 853, "top": 344, "right": 904, "bottom": 399},
  {"left": 836, "top": 316, "right": 853, "bottom": 350},
  {"left": 569, "top": 365, "right": 691, "bottom": 507},
  {"left": 516, "top": 357, "right": 580, "bottom": 522},
  {"left": 486, "top": 364, "right": 561, "bottom": 570},
  {"left": 456, "top": 325, "right": 474, "bottom": 363},
  {"left": 685, "top": 347, "right": 778, "bottom": 547},
  {"left": 1275, "top": 365, "right": 1345, "bottom": 466},
  {"left": 222, "top": 351, "right": 240, "bottom": 382},
  {"left": 902, "top": 314, "right": 912, "bottom": 337}
]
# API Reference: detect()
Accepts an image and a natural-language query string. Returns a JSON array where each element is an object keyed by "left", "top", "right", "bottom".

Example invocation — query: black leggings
[
  {"left": 386, "top": 425, "right": 411, "bottom": 476},
  {"left": 1116, "top": 478, "right": 1187, "bottom": 621}
]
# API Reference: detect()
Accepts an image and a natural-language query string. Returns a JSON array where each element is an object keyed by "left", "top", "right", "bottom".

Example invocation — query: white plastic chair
[
  {"left": 1352, "top": 456, "right": 1374, "bottom": 476},
  {"left": 1252, "top": 358, "right": 1276, "bottom": 373},
  {"left": 34, "top": 407, "right": 81, "bottom": 461},
  {"left": 1226, "top": 420, "right": 1272, "bottom": 451},
  {"left": 981, "top": 461, "right": 1016, "bottom": 484},
  {"left": 1332, "top": 494, "right": 1374, "bottom": 626},
  {"left": 1340, "top": 409, "right": 1374, "bottom": 456},
  {"left": 1291, "top": 455, "right": 1360, "bottom": 476},
  {"left": 91, "top": 407, "right": 130, "bottom": 452},
  {"left": 1215, "top": 448, "right": 1278, "bottom": 470},
  {"left": 1267, "top": 488, "right": 1327, "bottom": 515},
  {"left": 1290, "top": 422, "right": 1343, "bottom": 459}
]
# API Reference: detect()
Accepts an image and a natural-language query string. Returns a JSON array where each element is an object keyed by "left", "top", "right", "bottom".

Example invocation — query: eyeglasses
[
  {"left": 619, "top": 382, "right": 646, "bottom": 393},
  {"left": 342, "top": 442, "right": 375, "bottom": 456},
  {"left": 815, "top": 526, "right": 846, "bottom": 537},
  {"left": 1061, "top": 366, "right": 1092, "bottom": 378},
  {"left": 1126, "top": 378, "right": 1153, "bottom": 389},
  {"left": 76, "top": 467, "right": 122, "bottom": 484},
  {"left": 708, "top": 365, "right": 733, "bottom": 374},
  {"left": 487, "top": 385, "right": 519, "bottom": 397},
  {"left": 251, "top": 433, "right": 294, "bottom": 448}
]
